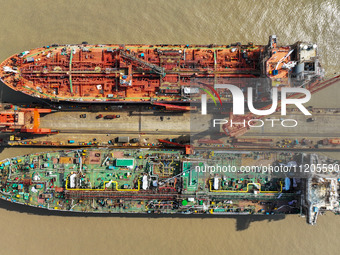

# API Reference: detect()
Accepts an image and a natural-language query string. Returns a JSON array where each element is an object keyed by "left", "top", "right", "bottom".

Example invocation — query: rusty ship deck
[{"left": 0, "top": 35, "right": 323, "bottom": 103}]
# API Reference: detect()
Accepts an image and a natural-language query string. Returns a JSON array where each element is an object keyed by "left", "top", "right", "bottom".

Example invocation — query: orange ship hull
[{"left": 0, "top": 36, "right": 323, "bottom": 103}]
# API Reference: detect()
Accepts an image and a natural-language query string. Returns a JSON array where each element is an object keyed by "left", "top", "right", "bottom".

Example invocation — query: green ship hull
[{"left": 0, "top": 148, "right": 338, "bottom": 224}]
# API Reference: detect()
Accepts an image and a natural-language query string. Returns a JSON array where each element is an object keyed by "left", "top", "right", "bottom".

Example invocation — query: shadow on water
[
  {"left": 1, "top": 80, "right": 193, "bottom": 111},
  {"left": 0, "top": 145, "right": 6, "bottom": 154},
  {"left": 0, "top": 199, "right": 286, "bottom": 231},
  {"left": 0, "top": 81, "right": 44, "bottom": 105},
  {"left": 0, "top": 133, "right": 10, "bottom": 154}
]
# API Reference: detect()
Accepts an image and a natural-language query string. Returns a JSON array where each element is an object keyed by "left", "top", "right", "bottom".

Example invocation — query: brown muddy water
[{"left": 0, "top": 1, "right": 339, "bottom": 254}]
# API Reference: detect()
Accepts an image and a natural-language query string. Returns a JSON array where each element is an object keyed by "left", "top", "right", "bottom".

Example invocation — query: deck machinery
[
  {"left": 0, "top": 36, "right": 323, "bottom": 103},
  {"left": 0, "top": 148, "right": 339, "bottom": 224}
]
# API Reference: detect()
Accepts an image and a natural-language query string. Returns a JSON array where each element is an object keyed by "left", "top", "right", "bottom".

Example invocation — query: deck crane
[{"left": 119, "top": 49, "right": 165, "bottom": 76}]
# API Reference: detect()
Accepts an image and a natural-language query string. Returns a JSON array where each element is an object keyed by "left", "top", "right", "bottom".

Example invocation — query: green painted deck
[
  {"left": 116, "top": 159, "right": 134, "bottom": 167},
  {"left": 0, "top": 148, "right": 309, "bottom": 215}
]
